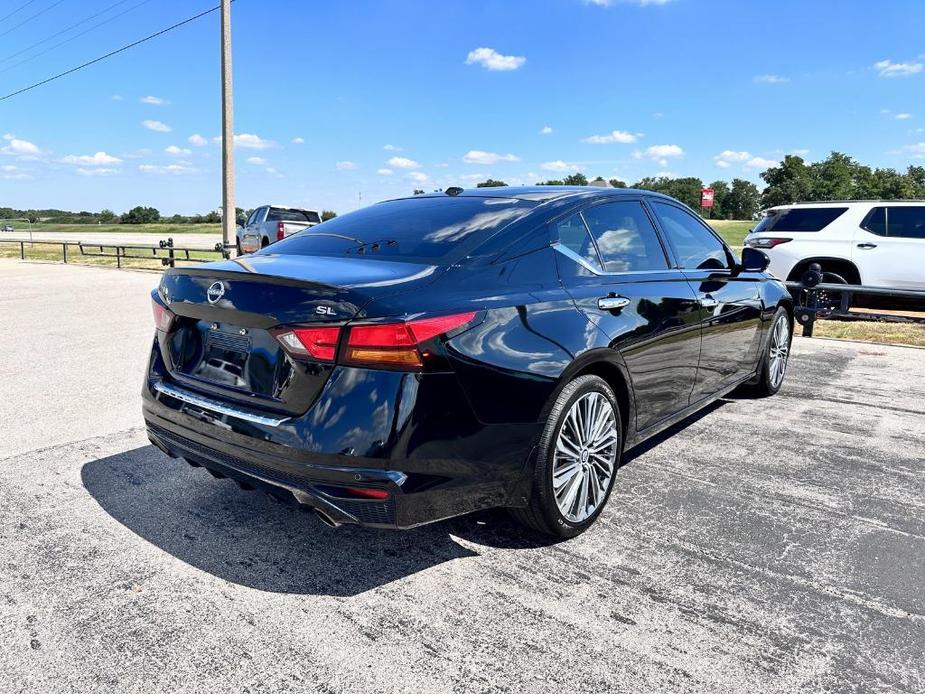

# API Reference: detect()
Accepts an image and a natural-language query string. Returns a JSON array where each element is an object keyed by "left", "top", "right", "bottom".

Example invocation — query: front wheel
[
  {"left": 510, "top": 375, "right": 622, "bottom": 538},
  {"left": 742, "top": 307, "right": 791, "bottom": 397}
]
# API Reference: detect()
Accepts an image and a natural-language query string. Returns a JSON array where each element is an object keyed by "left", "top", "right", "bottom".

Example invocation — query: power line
[
  {"left": 0, "top": 1, "right": 40, "bottom": 26},
  {"left": 0, "top": 0, "right": 134, "bottom": 65},
  {"left": 0, "top": 3, "right": 225, "bottom": 102},
  {"left": 0, "top": 0, "right": 67, "bottom": 40},
  {"left": 0, "top": 0, "right": 154, "bottom": 74}
]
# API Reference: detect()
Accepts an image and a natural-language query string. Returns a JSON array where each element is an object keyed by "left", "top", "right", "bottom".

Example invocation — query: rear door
[
  {"left": 650, "top": 200, "right": 764, "bottom": 400},
  {"left": 856, "top": 206, "right": 925, "bottom": 289},
  {"left": 555, "top": 199, "right": 702, "bottom": 431}
]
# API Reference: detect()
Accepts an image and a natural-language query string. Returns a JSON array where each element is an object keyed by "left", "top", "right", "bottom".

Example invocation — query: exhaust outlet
[{"left": 314, "top": 508, "right": 341, "bottom": 528}]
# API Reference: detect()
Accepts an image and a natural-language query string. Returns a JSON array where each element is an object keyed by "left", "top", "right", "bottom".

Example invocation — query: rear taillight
[
  {"left": 344, "top": 312, "right": 477, "bottom": 369},
  {"left": 747, "top": 237, "right": 792, "bottom": 249},
  {"left": 152, "top": 299, "right": 176, "bottom": 332},
  {"left": 276, "top": 222, "right": 285, "bottom": 241},
  {"left": 276, "top": 326, "right": 340, "bottom": 361}
]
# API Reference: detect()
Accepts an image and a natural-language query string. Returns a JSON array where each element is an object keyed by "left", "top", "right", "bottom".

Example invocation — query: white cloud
[
  {"left": 265, "top": 167, "right": 283, "bottom": 178},
  {"left": 165, "top": 145, "right": 192, "bottom": 156},
  {"left": 76, "top": 167, "right": 119, "bottom": 177},
  {"left": 896, "top": 112, "right": 913, "bottom": 120},
  {"left": 246, "top": 156, "right": 266, "bottom": 165},
  {"left": 790, "top": 148, "right": 810, "bottom": 156},
  {"left": 407, "top": 171, "right": 430, "bottom": 183},
  {"left": 713, "top": 150, "right": 751, "bottom": 167},
  {"left": 388, "top": 156, "right": 420, "bottom": 169},
  {"left": 140, "top": 96, "right": 167, "bottom": 105},
  {"left": 111, "top": 95, "right": 123, "bottom": 101},
  {"left": 581, "top": 129, "right": 638, "bottom": 144},
  {"left": 142, "top": 119, "right": 171, "bottom": 132},
  {"left": 875, "top": 59, "right": 923, "bottom": 78},
  {"left": 745, "top": 156, "right": 779, "bottom": 169},
  {"left": 715, "top": 161, "right": 731, "bottom": 169},
  {"left": 653, "top": 171, "right": 677, "bottom": 178},
  {"left": 585, "top": 0, "right": 673, "bottom": 6},
  {"left": 652, "top": 112, "right": 664, "bottom": 118},
  {"left": 291, "top": 137, "right": 304, "bottom": 144},
  {"left": 645, "top": 144, "right": 684, "bottom": 158},
  {"left": 336, "top": 160, "right": 357, "bottom": 170},
  {"left": 541, "top": 160, "right": 581, "bottom": 172},
  {"left": 61, "top": 151, "right": 122, "bottom": 166},
  {"left": 465, "top": 47, "right": 526, "bottom": 71},
  {"left": 462, "top": 150, "right": 520, "bottom": 164},
  {"left": 901, "top": 142, "right": 925, "bottom": 158},
  {"left": 377, "top": 168, "right": 394, "bottom": 175},
  {"left": 139, "top": 163, "right": 194, "bottom": 175},
  {"left": 383, "top": 144, "right": 402, "bottom": 151},
  {"left": 1, "top": 164, "right": 31, "bottom": 180},
  {"left": 232, "top": 133, "right": 276, "bottom": 150},
  {"left": 754, "top": 74, "right": 789, "bottom": 84},
  {"left": 540, "top": 125, "right": 553, "bottom": 135},
  {"left": 1, "top": 135, "right": 41, "bottom": 158},
  {"left": 188, "top": 134, "right": 207, "bottom": 147}
]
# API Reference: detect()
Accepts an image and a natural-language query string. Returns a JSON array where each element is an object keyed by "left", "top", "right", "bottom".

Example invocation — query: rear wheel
[
  {"left": 741, "top": 307, "right": 791, "bottom": 397},
  {"left": 511, "top": 375, "right": 622, "bottom": 538}
]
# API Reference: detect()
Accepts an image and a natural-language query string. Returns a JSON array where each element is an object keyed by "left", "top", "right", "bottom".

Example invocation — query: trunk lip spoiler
[{"left": 152, "top": 380, "right": 290, "bottom": 428}]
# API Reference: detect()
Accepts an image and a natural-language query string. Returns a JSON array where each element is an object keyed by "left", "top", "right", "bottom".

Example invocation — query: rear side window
[
  {"left": 582, "top": 201, "right": 668, "bottom": 272},
  {"left": 270, "top": 196, "right": 534, "bottom": 263},
  {"left": 651, "top": 202, "right": 728, "bottom": 270},
  {"left": 862, "top": 207, "right": 925, "bottom": 239},
  {"left": 554, "top": 213, "right": 599, "bottom": 269},
  {"left": 754, "top": 207, "right": 848, "bottom": 233}
]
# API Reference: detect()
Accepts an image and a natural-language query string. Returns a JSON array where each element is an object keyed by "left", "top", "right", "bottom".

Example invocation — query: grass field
[
  {"left": 811, "top": 320, "right": 925, "bottom": 347},
  {"left": 12, "top": 222, "right": 222, "bottom": 235},
  {"left": 708, "top": 219, "right": 754, "bottom": 248},
  {"left": 0, "top": 241, "right": 219, "bottom": 269}
]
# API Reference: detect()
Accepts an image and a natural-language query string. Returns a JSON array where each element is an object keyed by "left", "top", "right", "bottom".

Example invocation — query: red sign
[{"left": 701, "top": 187, "right": 715, "bottom": 208}]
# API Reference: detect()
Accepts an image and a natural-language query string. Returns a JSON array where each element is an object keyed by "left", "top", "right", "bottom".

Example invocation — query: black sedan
[{"left": 143, "top": 187, "right": 792, "bottom": 537}]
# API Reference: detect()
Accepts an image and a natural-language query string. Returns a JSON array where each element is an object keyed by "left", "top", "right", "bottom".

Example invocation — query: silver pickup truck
[{"left": 236, "top": 205, "right": 321, "bottom": 253}]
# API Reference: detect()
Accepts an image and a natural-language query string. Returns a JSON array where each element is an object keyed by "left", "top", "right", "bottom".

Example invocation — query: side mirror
[{"left": 741, "top": 246, "right": 770, "bottom": 273}]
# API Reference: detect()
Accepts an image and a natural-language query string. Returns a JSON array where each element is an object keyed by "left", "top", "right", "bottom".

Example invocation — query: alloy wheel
[
  {"left": 552, "top": 392, "right": 618, "bottom": 523},
  {"left": 769, "top": 316, "right": 790, "bottom": 388}
]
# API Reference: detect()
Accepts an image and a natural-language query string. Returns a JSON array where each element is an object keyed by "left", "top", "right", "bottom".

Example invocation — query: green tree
[
  {"left": 475, "top": 178, "right": 508, "bottom": 188},
  {"left": 633, "top": 176, "right": 704, "bottom": 210},
  {"left": 321, "top": 210, "right": 337, "bottom": 221},
  {"left": 707, "top": 180, "right": 730, "bottom": 218},
  {"left": 809, "top": 152, "right": 868, "bottom": 200},
  {"left": 120, "top": 206, "right": 160, "bottom": 224},
  {"left": 536, "top": 179, "right": 564, "bottom": 186},
  {"left": 760, "top": 155, "right": 813, "bottom": 208},
  {"left": 608, "top": 178, "right": 627, "bottom": 188},
  {"left": 98, "top": 209, "right": 116, "bottom": 223},
  {"left": 561, "top": 172, "right": 588, "bottom": 186},
  {"left": 724, "top": 179, "right": 761, "bottom": 219}
]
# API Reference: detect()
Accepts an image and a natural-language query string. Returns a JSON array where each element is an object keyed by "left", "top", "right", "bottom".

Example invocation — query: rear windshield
[
  {"left": 266, "top": 196, "right": 535, "bottom": 263},
  {"left": 268, "top": 208, "right": 319, "bottom": 224},
  {"left": 753, "top": 207, "right": 848, "bottom": 233}
]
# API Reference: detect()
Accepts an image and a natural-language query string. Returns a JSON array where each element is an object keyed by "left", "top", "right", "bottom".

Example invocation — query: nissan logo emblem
[{"left": 206, "top": 281, "right": 225, "bottom": 304}]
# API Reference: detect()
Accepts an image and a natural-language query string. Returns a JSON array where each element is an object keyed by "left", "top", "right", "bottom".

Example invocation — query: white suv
[{"left": 745, "top": 201, "right": 925, "bottom": 290}]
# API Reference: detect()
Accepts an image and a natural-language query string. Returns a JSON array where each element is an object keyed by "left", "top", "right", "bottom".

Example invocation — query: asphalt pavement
[{"left": 1, "top": 259, "right": 923, "bottom": 693}]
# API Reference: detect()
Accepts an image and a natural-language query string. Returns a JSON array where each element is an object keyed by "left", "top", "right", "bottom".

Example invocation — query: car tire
[
  {"left": 510, "top": 375, "right": 622, "bottom": 539},
  {"left": 741, "top": 307, "right": 791, "bottom": 398}
]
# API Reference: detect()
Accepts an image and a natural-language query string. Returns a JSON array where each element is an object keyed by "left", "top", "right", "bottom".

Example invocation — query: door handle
[
  {"left": 598, "top": 295, "right": 631, "bottom": 311},
  {"left": 857, "top": 243, "right": 877, "bottom": 249},
  {"left": 699, "top": 295, "right": 719, "bottom": 309}
]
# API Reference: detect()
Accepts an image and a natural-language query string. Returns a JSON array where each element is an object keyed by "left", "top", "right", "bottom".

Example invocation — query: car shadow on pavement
[{"left": 80, "top": 445, "right": 555, "bottom": 596}]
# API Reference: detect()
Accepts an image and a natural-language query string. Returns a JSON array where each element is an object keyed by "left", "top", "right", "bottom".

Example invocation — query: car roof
[
  {"left": 766, "top": 199, "right": 925, "bottom": 211},
  {"left": 388, "top": 185, "right": 677, "bottom": 204}
]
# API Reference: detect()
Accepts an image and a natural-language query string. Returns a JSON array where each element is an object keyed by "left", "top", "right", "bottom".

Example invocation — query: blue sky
[{"left": 2, "top": 0, "right": 924, "bottom": 215}]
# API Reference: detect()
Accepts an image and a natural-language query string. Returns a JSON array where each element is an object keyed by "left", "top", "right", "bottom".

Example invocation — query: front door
[
  {"left": 855, "top": 205, "right": 925, "bottom": 290},
  {"left": 554, "top": 201, "right": 702, "bottom": 431},
  {"left": 649, "top": 201, "right": 764, "bottom": 401}
]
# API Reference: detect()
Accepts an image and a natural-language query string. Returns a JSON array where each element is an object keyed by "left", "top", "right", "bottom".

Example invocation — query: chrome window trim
[{"left": 153, "top": 381, "right": 290, "bottom": 427}]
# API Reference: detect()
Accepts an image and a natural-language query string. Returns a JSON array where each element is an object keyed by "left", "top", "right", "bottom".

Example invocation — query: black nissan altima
[{"left": 143, "top": 186, "right": 792, "bottom": 537}]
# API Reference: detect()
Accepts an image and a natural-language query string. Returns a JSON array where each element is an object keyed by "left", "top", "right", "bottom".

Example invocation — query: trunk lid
[{"left": 156, "top": 254, "right": 442, "bottom": 415}]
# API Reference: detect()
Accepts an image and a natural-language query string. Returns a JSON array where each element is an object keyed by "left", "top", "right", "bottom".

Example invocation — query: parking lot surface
[{"left": 1, "top": 259, "right": 923, "bottom": 693}]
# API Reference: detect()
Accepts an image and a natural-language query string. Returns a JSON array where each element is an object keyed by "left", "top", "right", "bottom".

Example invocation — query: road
[
  {"left": 1, "top": 259, "right": 923, "bottom": 693},
  {"left": 2, "top": 230, "right": 223, "bottom": 249}
]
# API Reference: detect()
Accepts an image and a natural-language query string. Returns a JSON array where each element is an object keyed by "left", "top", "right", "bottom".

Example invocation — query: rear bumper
[{"left": 142, "top": 362, "right": 540, "bottom": 528}]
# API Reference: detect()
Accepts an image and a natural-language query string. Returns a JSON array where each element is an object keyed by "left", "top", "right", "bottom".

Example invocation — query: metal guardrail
[
  {"left": 787, "top": 263, "right": 925, "bottom": 336},
  {"left": 0, "top": 237, "right": 229, "bottom": 268}
]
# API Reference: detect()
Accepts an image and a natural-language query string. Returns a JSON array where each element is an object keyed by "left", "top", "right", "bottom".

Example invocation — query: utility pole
[{"left": 220, "top": 0, "right": 235, "bottom": 256}]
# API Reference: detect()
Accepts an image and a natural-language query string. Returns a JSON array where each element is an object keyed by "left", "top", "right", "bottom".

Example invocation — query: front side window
[
  {"left": 652, "top": 202, "right": 728, "bottom": 270},
  {"left": 582, "top": 201, "right": 668, "bottom": 272}
]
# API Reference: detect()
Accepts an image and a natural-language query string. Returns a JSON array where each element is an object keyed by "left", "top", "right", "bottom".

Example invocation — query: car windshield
[
  {"left": 754, "top": 207, "right": 848, "bottom": 233},
  {"left": 265, "top": 196, "right": 536, "bottom": 263}
]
